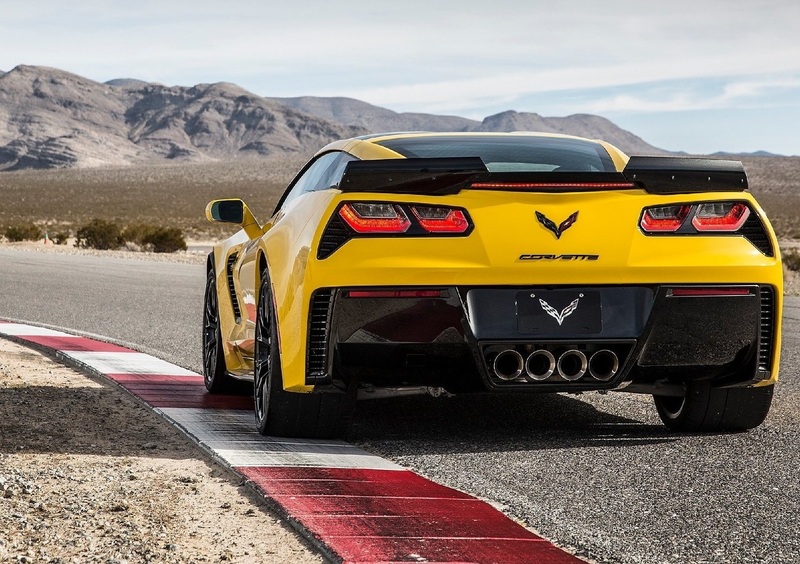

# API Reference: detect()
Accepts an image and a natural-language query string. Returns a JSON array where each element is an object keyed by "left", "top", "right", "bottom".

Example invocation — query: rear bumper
[{"left": 309, "top": 284, "right": 779, "bottom": 393}]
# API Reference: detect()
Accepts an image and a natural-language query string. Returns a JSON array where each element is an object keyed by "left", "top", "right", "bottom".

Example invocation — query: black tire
[
  {"left": 254, "top": 272, "right": 355, "bottom": 439},
  {"left": 654, "top": 381, "right": 774, "bottom": 432},
  {"left": 203, "top": 265, "right": 236, "bottom": 393}
]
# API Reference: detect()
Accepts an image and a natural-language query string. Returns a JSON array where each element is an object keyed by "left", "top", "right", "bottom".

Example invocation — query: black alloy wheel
[
  {"left": 203, "top": 264, "right": 234, "bottom": 393},
  {"left": 253, "top": 270, "right": 357, "bottom": 438}
]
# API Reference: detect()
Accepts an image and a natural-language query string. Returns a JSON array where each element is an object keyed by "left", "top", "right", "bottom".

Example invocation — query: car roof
[{"left": 317, "top": 131, "right": 629, "bottom": 171}]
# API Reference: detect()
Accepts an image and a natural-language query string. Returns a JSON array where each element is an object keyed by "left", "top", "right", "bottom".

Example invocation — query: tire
[
  {"left": 202, "top": 264, "right": 236, "bottom": 393},
  {"left": 254, "top": 271, "right": 355, "bottom": 439},
  {"left": 654, "top": 381, "right": 774, "bottom": 432}
]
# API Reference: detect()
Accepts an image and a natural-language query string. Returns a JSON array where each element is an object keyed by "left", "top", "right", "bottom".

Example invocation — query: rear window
[{"left": 376, "top": 135, "right": 616, "bottom": 172}]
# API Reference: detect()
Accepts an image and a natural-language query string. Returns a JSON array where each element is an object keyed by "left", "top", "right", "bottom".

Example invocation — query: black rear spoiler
[
  {"left": 338, "top": 156, "right": 748, "bottom": 196},
  {"left": 622, "top": 156, "right": 748, "bottom": 194}
]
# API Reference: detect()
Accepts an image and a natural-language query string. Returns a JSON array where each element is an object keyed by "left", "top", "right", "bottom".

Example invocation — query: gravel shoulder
[{"left": 0, "top": 339, "right": 322, "bottom": 563}]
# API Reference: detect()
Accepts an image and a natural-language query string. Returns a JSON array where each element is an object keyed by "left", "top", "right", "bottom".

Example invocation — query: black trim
[
  {"left": 624, "top": 156, "right": 748, "bottom": 194},
  {"left": 758, "top": 286, "right": 776, "bottom": 376},
  {"left": 306, "top": 289, "right": 335, "bottom": 385},
  {"left": 226, "top": 253, "right": 241, "bottom": 324}
]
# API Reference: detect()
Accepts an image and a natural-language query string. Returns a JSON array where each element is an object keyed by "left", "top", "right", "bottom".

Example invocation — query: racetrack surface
[{"left": 2, "top": 247, "right": 799, "bottom": 563}]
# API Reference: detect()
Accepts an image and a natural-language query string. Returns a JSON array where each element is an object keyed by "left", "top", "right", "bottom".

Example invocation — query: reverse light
[
  {"left": 339, "top": 203, "right": 411, "bottom": 233},
  {"left": 692, "top": 202, "right": 750, "bottom": 232},
  {"left": 640, "top": 205, "right": 691, "bottom": 232},
  {"left": 411, "top": 206, "right": 470, "bottom": 233}
]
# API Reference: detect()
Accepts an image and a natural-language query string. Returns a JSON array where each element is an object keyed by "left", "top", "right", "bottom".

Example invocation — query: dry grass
[
  {"left": 0, "top": 155, "right": 798, "bottom": 240},
  {"left": 0, "top": 156, "right": 306, "bottom": 239}
]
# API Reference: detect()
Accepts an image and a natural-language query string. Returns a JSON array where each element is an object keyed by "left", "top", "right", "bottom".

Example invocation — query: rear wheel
[
  {"left": 654, "top": 381, "right": 773, "bottom": 432},
  {"left": 203, "top": 265, "right": 236, "bottom": 393},
  {"left": 254, "top": 271, "right": 355, "bottom": 438}
]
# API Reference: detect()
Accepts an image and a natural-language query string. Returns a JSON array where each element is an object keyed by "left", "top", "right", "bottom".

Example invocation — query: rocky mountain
[
  {"left": 1, "top": 65, "right": 666, "bottom": 171},
  {"left": 270, "top": 97, "right": 667, "bottom": 156},
  {"left": 0, "top": 66, "right": 364, "bottom": 170}
]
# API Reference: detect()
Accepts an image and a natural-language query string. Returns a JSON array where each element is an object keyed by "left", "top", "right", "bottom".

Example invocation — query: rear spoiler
[
  {"left": 338, "top": 156, "right": 748, "bottom": 196},
  {"left": 622, "top": 156, "right": 748, "bottom": 194}
]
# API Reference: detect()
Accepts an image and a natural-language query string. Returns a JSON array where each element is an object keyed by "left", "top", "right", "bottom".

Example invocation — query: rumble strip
[{"left": 0, "top": 321, "right": 584, "bottom": 564}]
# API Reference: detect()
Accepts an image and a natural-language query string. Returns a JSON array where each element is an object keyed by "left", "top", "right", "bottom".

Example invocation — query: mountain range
[{"left": 0, "top": 65, "right": 671, "bottom": 171}]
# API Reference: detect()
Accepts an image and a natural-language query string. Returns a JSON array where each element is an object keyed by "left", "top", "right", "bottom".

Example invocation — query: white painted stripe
[
  {"left": 159, "top": 408, "right": 403, "bottom": 470},
  {"left": 63, "top": 351, "right": 199, "bottom": 376},
  {"left": 0, "top": 323, "right": 72, "bottom": 337}
]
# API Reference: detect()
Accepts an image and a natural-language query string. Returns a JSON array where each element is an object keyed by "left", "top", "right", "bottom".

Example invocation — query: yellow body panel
[{"left": 208, "top": 133, "right": 783, "bottom": 394}]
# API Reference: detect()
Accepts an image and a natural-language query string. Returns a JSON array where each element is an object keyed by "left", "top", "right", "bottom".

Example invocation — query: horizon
[{"left": 2, "top": 1, "right": 799, "bottom": 155}]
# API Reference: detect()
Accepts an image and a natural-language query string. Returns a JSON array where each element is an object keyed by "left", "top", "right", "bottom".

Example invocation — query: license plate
[{"left": 516, "top": 290, "right": 602, "bottom": 334}]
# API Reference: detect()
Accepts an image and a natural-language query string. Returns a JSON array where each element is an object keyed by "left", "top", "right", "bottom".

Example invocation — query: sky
[{"left": 2, "top": 0, "right": 800, "bottom": 155}]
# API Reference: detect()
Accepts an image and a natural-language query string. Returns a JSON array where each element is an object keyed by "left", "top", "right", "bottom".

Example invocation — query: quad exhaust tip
[
  {"left": 556, "top": 350, "right": 588, "bottom": 381},
  {"left": 492, "top": 347, "right": 620, "bottom": 383},
  {"left": 525, "top": 349, "right": 556, "bottom": 381},
  {"left": 588, "top": 349, "right": 619, "bottom": 382},
  {"left": 493, "top": 349, "right": 524, "bottom": 381}
]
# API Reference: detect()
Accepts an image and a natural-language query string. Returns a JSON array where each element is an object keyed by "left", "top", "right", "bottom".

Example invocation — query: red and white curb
[{"left": 0, "top": 321, "right": 585, "bottom": 563}]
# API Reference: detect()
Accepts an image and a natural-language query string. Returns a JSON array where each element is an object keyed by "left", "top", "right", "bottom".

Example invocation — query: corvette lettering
[{"left": 519, "top": 254, "right": 599, "bottom": 261}]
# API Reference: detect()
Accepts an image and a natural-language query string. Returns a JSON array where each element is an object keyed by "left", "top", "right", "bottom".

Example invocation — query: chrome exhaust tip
[
  {"left": 588, "top": 349, "right": 619, "bottom": 382},
  {"left": 525, "top": 349, "right": 556, "bottom": 381},
  {"left": 493, "top": 349, "right": 524, "bottom": 381},
  {"left": 557, "top": 350, "right": 588, "bottom": 381}
]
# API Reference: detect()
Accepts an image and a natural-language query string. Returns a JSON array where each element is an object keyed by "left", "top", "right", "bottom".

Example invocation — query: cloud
[{"left": 581, "top": 77, "right": 800, "bottom": 114}]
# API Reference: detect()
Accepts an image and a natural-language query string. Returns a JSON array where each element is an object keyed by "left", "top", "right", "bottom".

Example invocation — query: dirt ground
[{"left": 0, "top": 339, "right": 322, "bottom": 563}]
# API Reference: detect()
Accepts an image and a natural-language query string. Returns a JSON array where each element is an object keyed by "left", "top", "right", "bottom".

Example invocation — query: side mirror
[
  {"left": 206, "top": 199, "right": 244, "bottom": 224},
  {"left": 205, "top": 199, "right": 263, "bottom": 239}
]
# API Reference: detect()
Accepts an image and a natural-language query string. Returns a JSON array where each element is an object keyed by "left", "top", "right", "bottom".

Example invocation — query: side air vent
[
  {"left": 740, "top": 213, "right": 774, "bottom": 257},
  {"left": 317, "top": 215, "right": 351, "bottom": 259},
  {"left": 306, "top": 289, "right": 334, "bottom": 384},
  {"left": 758, "top": 286, "right": 775, "bottom": 375},
  {"left": 226, "top": 253, "right": 242, "bottom": 323}
]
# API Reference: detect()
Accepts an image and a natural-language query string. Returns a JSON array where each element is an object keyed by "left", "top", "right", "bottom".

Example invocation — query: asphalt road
[{"left": 2, "top": 247, "right": 799, "bottom": 564}]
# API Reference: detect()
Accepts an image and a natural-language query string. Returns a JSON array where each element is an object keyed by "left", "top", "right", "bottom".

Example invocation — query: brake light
[
  {"left": 692, "top": 202, "right": 750, "bottom": 232},
  {"left": 411, "top": 206, "right": 469, "bottom": 233},
  {"left": 470, "top": 182, "right": 636, "bottom": 190},
  {"left": 640, "top": 205, "right": 691, "bottom": 232},
  {"left": 339, "top": 203, "right": 410, "bottom": 233}
]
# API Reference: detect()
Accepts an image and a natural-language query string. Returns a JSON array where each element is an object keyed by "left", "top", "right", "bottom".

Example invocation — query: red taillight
[
  {"left": 692, "top": 202, "right": 750, "bottom": 232},
  {"left": 339, "top": 203, "right": 411, "bottom": 233},
  {"left": 670, "top": 287, "right": 752, "bottom": 297},
  {"left": 346, "top": 289, "right": 445, "bottom": 298},
  {"left": 411, "top": 206, "right": 469, "bottom": 233},
  {"left": 640, "top": 205, "right": 691, "bottom": 232}
]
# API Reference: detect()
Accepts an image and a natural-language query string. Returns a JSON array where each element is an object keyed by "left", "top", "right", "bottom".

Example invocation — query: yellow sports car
[{"left": 203, "top": 132, "right": 782, "bottom": 438}]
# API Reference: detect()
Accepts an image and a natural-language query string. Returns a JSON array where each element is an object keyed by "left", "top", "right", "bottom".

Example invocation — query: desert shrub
[
  {"left": 52, "top": 231, "right": 70, "bottom": 245},
  {"left": 4, "top": 223, "right": 42, "bottom": 242},
  {"left": 142, "top": 227, "right": 187, "bottom": 253},
  {"left": 75, "top": 219, "right": 125, "bottom": 250},
  {"left": 121, "top": 223, "right": 156, "bottom": 246},
  {"left": 783, "top": 249, "right": 800, "bottom": 272}
]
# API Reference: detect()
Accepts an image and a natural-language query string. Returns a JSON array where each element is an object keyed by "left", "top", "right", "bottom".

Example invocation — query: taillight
[
  {"left": 339, "top": 203, "right": 410, "bottom": 233},
  {"left": 411, "top": 206, "right": 469, "bottom": 233},
  {"left": 640, "top": 205, "right": 691, "bottom": 232},
  {"left": 692, "top": 202, "right": 750, "bottom": 232}
]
